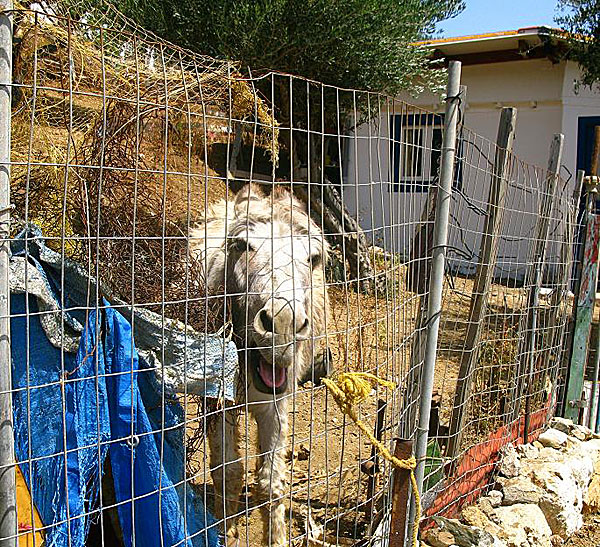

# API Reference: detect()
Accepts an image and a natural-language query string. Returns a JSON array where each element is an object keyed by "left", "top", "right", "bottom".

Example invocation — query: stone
[
  {"left": 297, "top": 444, "right": 310, "bottom": 461},
  {"left": 477, "top": 497, "right": 499, "bottom": 519},
  {"left": 497, "top": 445, "right": 521, "bottom": 478},
  {"left": 462, "top": 506, "right": 504, "bottom": 539},
  {"left": 533, "top": 441, "right": 544, "bottom": 450},
  {"left": 434, "top": 517, "right": 502, "bottom": 547},
  {"left": 486, "top": 490, "right": 503, "bottom": 508},
  {"left": 462, "top": 505, "right": 507, "bottom": 547},
  {"left": 524, "top": 459, "right": 586, "bottom": 536},
  {"left": 549, "top": 417, "right": 573, "bottom": 435},
  {"left": 581, "top": 438, "right": 600, "bottom": 456},
  {"left": 494, "top": 476, "right": 507, "bottom": 488},
  {"left": 571, "top": 424, "right": 591, "bottom": 441},
  {"left": 431, "top": 432, "right": 600, "bottom": 547},
  {"left": 566, "top": 436, "right": 582, "bottom": 450},
  {"left": 493, "top": 503, "right": 552, "bottom": 547},
  {"left": 538, "top": 429, "right": 568, "bottom": 449},
  {"left": 423, "top": 527, "right": 456, "bottom": 547},
  {"left": 500, "top": 476, "right": 542, "bottom": 506},
  {"left": 537, "top": 447, "right": 569, "bottom": 462},
  {"left": 584, "top": 460, "right": 600, "bottom": 511},
  {"left": 566, "top": 452, "right": 595, "bottom": 488},
  {"left": 515, "top": 443, "right": 539, "bottom": 459},
  {"left": 539, "top": 495, "right": 584, "bottom": 538}
]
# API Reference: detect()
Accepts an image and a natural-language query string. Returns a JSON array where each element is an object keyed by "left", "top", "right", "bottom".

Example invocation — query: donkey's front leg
[
  {"left": 254, "top": 399, "right": 289, "bottom": 546},
  {"left": 209, "top": 406, "right": 243, "bottom": 543}
]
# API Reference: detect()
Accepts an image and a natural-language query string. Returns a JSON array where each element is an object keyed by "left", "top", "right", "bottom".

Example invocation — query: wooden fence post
[
  {"left": 565, "top": 186, "right": 600, "bottom": 421},
  {"left": 546, "top": 170, "right": 585, "bottom": 425},
  {"left": 510, "top": 135, "right": 564, "bottom": 424},
  {"left": 406, "top": 186, "right": 438, "bottom": 432},
  {"left": 446, "top": 107, "right": 517, "bottom": 460}
]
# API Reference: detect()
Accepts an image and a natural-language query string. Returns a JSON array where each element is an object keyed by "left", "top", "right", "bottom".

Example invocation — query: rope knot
[
  {"left": 322, "top": 371, "right": 421, "bottom": 547},
  {"left": 323, "top": 372, "right": 396, "bottom": 413}
]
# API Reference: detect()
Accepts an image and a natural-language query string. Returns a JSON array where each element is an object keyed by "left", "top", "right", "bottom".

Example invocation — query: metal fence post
[
  {"left": 0, "top": 1, "right": 15, "bottom": 545},
  {"left": 408, "top": 60, "right": 462, "bottom": 537}
]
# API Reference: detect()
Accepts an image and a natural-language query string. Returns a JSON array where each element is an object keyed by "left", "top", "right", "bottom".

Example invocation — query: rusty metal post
[
  {"left": 364, "top": 399, "right": 387, "bottom": 519},
  {"left": 389, "top": 439, "right": 414, "bottom": 547}
]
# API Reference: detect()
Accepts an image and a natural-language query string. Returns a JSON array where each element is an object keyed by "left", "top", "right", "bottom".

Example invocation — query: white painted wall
[
  {"left": 344, "top": 57, "right": 600, "bottom": 280},
  {"left": 561, "top": 60, "right": 600, "bottom": 178}
]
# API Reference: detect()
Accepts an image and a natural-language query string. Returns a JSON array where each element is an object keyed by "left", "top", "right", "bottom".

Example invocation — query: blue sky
[{"left": 438, "top": 0, "right": 567, "bottom": 37}]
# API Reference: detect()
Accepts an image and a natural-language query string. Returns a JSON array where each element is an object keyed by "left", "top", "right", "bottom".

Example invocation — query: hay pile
[{"left": 10, "top": 0, "right": 279, "bottom": 330}]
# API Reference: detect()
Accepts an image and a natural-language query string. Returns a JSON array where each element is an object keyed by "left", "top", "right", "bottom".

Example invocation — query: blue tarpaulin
[{"left": 10, "top": 226, "right": 234, "bottom": 547}]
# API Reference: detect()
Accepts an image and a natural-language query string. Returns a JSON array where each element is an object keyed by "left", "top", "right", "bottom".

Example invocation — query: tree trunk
[
  {"left": 233, "top": 79, "right": 378, "bottom": 293},
  {"left": 306, "top": 133, "right": 378, "bottom": 293},
  {"left": 294, "top": 180, "right": 377, "bottom": 294},
  {"left": 227, "top": 119, "right": 244, "bottom": 193}
]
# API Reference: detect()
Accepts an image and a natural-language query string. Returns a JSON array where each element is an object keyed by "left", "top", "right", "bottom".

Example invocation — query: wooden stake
[
  {"left": 510, "top": 134, "right": 564, "bottom": 423},
  {"left": 565, "top": 206, "right": 600, "bottom": 421},
  {"left": 447, "top": 107, "right": 517, "bottom": 460}
]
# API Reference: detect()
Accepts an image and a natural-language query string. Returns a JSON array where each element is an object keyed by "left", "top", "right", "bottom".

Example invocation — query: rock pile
[{"left": 423, "top": 418, "right": 600, "bottom": 547}]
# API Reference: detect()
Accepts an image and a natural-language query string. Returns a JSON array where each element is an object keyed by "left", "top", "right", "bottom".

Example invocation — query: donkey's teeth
[{"left": 258, "top": 361, "right": 286, "bottom": 389}]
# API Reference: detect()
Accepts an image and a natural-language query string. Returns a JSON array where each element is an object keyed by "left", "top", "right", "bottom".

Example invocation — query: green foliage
[
  {"left": 424, "top": 439, "right": 444, "bottom": 491},
  {"left": 111, "top": 0, "right": 464, "bottom": 96},
  {"left": 557, "top": 1, "right": 600, "bottom": 87}
]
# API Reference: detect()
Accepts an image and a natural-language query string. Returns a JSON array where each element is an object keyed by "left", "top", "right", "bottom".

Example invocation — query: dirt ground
[{"left": 181, "top": 271, "right": 562, "bottom": 545}]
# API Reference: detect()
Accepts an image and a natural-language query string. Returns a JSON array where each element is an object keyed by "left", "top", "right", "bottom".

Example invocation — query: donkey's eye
[
  {"left": 230, "top": 238, "right": 253, "bottom": 253},
  {"left": 309, "top": 253, "right": 322, "bottom": 269}
]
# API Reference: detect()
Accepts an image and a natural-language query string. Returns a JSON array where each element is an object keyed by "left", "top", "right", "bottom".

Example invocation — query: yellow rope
[{"left": 322, "top": 372, "right": 421, "bottom": 547}]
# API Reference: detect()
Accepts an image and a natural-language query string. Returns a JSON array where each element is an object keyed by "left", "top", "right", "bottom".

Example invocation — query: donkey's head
[{"left": 225, "top": 184, "right": 328, "bottom": 395}]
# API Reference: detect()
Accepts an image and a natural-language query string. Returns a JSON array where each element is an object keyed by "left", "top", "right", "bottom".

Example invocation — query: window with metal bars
[{"left": 390, "top": 113, "right": 463, "bottom": 192}]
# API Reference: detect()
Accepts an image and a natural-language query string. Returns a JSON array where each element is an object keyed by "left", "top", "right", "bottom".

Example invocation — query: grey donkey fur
[{"left": 190, "top": 183, "right": 332, "bottom": 546}]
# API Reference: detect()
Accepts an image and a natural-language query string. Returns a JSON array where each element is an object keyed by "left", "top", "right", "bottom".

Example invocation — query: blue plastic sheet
[{"left": 10, "top": 227, "right": 224, "bottom": 547}]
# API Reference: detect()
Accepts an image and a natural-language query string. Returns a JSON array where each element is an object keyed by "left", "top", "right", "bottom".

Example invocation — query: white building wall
[
  {"left": 344, "top": 58, "right": 597, "bottom": 280},
  {"left": 560, "top": 60, "right": 600, "bottom": 178}
]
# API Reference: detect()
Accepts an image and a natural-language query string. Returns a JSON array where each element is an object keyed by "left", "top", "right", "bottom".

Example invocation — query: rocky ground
[
  {"left": 422, "top": 417, "right": 600, "bottom": 547},
  {"left": 564, "top": 510, "right": 600, "bottom": 547}
]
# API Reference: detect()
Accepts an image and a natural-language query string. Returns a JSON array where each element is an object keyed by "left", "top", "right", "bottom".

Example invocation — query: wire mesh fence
[{"left": 0, "top": 2, "right": 583, "bottom": 547}]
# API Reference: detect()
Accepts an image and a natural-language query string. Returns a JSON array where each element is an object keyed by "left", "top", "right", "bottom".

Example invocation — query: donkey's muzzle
[{"left": 254, "top": 298, "right": 310, "bottom": 339}]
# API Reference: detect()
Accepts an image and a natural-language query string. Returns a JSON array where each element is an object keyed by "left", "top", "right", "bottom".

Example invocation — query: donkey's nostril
[
  {"left": 298, "top": 318, "right": 309, "bottom": 334},
  {"left": 259, "top": 309, "right": 274, "bottom": 333}
]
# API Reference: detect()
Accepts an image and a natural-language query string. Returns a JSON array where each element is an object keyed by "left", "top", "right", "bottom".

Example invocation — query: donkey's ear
[{"left": 234, "top": 183, "right": 265, "bottom": 216}]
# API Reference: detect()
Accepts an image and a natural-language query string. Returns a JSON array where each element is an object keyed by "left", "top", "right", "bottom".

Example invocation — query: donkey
[{"left": 190, "top": 183, "right": 331, "bottom": 546}]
